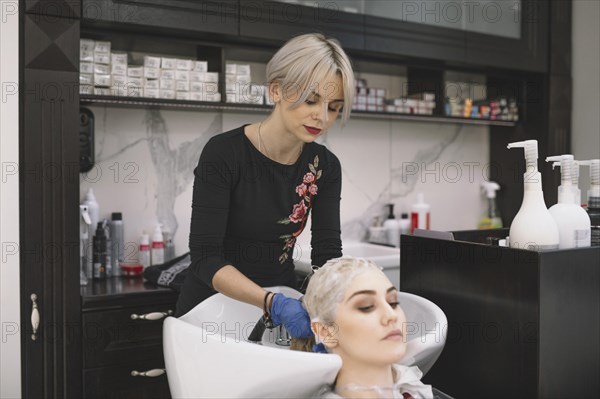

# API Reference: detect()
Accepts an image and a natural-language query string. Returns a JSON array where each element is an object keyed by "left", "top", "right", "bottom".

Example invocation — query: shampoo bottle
[
  {"left": 383, "top": 204, "right": 400, "bottom": 247},
  {"left": 578, "top": 159, "right": 600, "bottom": 246},
  {"left": 151, "top": 224, "right": 165, "bottom": 266},
  {"left": 506, "top": 140, "right": 559, "bottom": 250},
  {"left": 410, "top": 193, "right": 430, "bottom": 234},
  {"left": 545, "top": 155, "right": 591, "bottom": 249},
  {"left": 82, "top": 188, "right": 99, "bottom": 237},
  {"left": 478, "top": 181, "right": 503, "bottom": 229}
]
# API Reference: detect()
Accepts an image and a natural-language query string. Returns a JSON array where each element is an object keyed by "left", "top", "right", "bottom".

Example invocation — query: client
[{"left": 302, "top": 257, "right": 433, "bottom": 398}]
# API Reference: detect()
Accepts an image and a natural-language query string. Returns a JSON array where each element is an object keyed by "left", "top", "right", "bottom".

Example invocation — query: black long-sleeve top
[{"left": 175, "top": 125, "right": 342, "bottom": 316}]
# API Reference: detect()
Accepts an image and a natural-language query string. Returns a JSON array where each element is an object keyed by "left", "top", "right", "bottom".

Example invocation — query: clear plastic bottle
[{"left": 163, "top": 228, "right": 175, "bottom": 262}]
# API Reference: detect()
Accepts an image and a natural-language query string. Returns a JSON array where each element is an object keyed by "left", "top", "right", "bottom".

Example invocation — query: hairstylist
[{"left": 175, "top": 33, "right": 355, "bottom": 338}]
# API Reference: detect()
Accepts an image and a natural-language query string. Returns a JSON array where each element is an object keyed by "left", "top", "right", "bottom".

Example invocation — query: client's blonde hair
[
  {"left": 266, "top": 33, "right": 355, "bottom": 125},
  {"left": 291, "top": 257, "right": 381, "bottom": 352}
]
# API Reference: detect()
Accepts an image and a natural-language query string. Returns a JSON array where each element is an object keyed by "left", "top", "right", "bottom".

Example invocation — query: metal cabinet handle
[
  {"left": 131, "top": 368, "right": 166, "bottom": 378},
  {"left": 30, "top": 294, "right": 40, "bottom": 341},
  {"left": 130, "top": 310, "right": 173, "bottom": 321}
]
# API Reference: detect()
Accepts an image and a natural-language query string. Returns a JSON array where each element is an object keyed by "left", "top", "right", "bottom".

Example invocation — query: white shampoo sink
[
  {"left": 163, "top": 287, "right": 446, "bottom": 398},
  {"left": 294, "top": 242, "right": 401, "bottom": 286}
]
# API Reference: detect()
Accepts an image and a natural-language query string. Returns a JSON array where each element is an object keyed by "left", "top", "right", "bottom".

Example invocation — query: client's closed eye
[{"left": 388, "top": 301, "right": 399, "bottom": 309}]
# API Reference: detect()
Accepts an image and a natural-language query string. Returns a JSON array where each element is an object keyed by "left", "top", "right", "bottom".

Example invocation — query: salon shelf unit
[{"left": 79, "top": 94, "right": 518, "bottom": 127}]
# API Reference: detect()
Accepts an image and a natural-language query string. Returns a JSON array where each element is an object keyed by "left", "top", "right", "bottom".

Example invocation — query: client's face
[{"left": 330, "top": 269, "right": 407, "bottom": 366}]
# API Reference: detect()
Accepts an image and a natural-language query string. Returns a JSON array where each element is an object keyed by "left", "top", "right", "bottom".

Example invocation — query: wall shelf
[{"left": 79, "top": 95, "right": 517, "bottom": 127}]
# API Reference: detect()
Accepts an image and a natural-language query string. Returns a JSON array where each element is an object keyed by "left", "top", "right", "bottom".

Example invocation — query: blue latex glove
[
  {"left": 312, "top": 342, "right": 328, "bottom": 353},
  {"left": 270, "top": 294, "right": 312, "bottom": 338}
]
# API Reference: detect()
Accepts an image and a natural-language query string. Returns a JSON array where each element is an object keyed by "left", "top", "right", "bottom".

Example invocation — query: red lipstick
[{"left": 304, "top": 125, "right": 322, "bottom": 135}]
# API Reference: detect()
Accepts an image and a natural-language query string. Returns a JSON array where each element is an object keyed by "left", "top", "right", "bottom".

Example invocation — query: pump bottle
[
  {"left": 545, "top": 155, "right": 591, "bottom": 249},
  {"left": 82, "top": 188, "right": 99, "bottom": 237},
  {"left": 578, "top": 159, "right": 600, "bottom": 246},
  {"left": 383, "top": 204, "right": 400, "bottom": 247},
  {"left": 506, "top": 140, "right": 559, "bottom": 250},
  {"left": 478, "top": 181, "right": 503, "bottom": 229},
  {"left": 151, "top": 224, "right": 165, "bottom": 265}
]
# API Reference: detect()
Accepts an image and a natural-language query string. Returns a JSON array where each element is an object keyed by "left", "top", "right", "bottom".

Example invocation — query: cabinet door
[
  {"left": 83, "top": 303, "right": 174, "bottom": 368},
  {"left": 83, "top": 360, "right": 171, "bottom": 399},
  {"left": 21, "top": 11, "right": 82, "bottom": 399},
  {"left": 240, "top": 0, "right": 364, "bottom": 50},
  {"left": 82, "top": 0, "right": 238, "bottom": 36}
]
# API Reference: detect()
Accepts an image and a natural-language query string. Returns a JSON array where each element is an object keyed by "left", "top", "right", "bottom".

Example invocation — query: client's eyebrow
[
  {"left": 309, "top": 91, "right": 344, "bottom": 103},
  {"left": 347, "top": 286, "right": 397, "bottom": 302}
]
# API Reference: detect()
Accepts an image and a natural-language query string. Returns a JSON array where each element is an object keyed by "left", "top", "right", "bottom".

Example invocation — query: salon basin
[
  {"left": 163, "top": 287, "right": 447, "bottom": 398},
  {"left": 294, "top": 241, "right": 401, "bottom": 286}
]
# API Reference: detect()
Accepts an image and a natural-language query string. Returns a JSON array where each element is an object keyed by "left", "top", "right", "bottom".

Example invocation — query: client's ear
[{"left": 311, "top": 321, "right": 339, "bottom": 349}]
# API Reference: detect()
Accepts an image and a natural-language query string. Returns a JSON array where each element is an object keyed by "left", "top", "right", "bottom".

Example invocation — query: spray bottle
[
  {"left": 545, "top": 155, "right": 591, "bottom": 249},
  {"left": 578, "top": 159, "right": 600, "bottom": 246},
  {"left": 506, "top": 140, "right": 559, "bottom": 250},
  {"left": 478, "top": 181, "right": 503, "bottom": 229},
  {"left": 79, "top": 205, "right": 91, "bottom": 285}
]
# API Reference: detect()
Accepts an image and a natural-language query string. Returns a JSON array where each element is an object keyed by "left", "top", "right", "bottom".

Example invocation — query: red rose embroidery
[
  {"left": 295, "top": 184, "right": 307, "bottom": 197},
  {"left": 277, "top": 155, "right": 322, "bottom": 263},
  {"left": 303, "top": 172, "right": 316, "bottom": 184},
  {"left": 289, "top": 200, "right": 308, "bottom": 223}
]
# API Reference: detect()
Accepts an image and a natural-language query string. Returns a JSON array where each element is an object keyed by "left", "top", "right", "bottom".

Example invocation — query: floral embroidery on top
[{"left": 277, "top": 154, "right": 322, "bottom": 263}]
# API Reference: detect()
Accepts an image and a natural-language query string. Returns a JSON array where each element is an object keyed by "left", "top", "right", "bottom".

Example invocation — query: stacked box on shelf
[
  {"left": 444, "top": 97, "right": 519, "bottom": 121},
  {"left": 385, "top": 92, "right": 436, "bottom": 115},
  {"left": 79, "top": 39, "right": 95, "bottom": 95},
  {"left": 351, "top": 79, "right": 386, "bottom": 112},
  {"left": 225, "top": 63, "right": 264, "bottom": 105},
  {"left": 79, "top": 38, "right": 221, "bottom": 102}
]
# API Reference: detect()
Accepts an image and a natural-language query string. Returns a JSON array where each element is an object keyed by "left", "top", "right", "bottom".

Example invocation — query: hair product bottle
[
  {"left": 139, "top": 231, "right": 151, "bottom": 268},
  {"left": 110, "top": 212, "right": 124, "bottom": 276},
  {"left": 545, "top": 155, "right": 591, "bottom": 249},
  {"left": 93, "top": 222, "right": 107, "bottom": 280},
  {"left": 383, "top": 204, "right": 400, "bottom": 247},
  {"left": 506, "top": 140, "right": 559, "bottom": 250},
  {"left": 410, "top": 193, "right": 430, "bottom": 234},
  {"left": 478, "top": 181, "right": 503, "bottom": 229},
  {"left": 151, "top": 224, "right": 165, "bottom": 266}
]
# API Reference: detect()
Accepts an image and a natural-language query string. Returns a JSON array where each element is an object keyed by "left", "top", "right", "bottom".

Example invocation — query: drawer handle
[
  {"left": 30, "top": 294, "right": 40, "bottom": 341},
  {"left": 130, "top": 310, "right": 173, "bottom": 321},
  {"left": 131, "top": 368, "right": 165, "bottom": 378}
]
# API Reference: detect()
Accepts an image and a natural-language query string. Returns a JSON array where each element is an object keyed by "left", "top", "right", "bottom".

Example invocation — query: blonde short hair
[
  {"left": 266, "top": 33, "right": 355, "bottom": 125},
  {"left": 303, "top": 257, "right": 382, "bottom": 325}
]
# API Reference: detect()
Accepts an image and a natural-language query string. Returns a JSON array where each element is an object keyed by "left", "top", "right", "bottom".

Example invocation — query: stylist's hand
[{"left": 270, "top": 294, "right": 312, "bottom": 338}]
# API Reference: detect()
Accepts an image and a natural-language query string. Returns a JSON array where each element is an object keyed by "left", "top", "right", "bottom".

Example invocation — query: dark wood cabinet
[
  {"left": 81, "top": 277, "right": 178, "bottom": 399},
  {"left": 81, "top": 0, "right": 238, "bottom": 37},
  {"left": 239, "top": 0, "right": 365, "bottom": 50},
  {"left": 20, "top": 4, "right": 82, "bottom": 398}
]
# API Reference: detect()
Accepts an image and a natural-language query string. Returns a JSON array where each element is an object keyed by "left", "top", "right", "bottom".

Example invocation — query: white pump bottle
[
  {"left": 545, "top": 155, "right": 591, "bottom": 249},
  {"left": 506, "top": 140, "right": 559, "bottom": 250}
]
